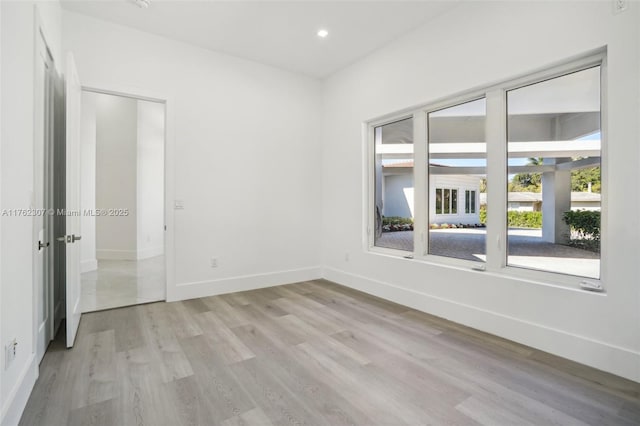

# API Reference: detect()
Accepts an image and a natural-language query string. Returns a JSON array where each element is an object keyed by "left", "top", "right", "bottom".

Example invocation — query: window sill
[{"left": 366, "top": 248, "right": 606, "bottom": 295}]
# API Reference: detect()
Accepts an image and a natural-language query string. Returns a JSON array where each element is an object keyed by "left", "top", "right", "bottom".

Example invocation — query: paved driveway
[{"left": 376, "top": 228, "right": 599, "bottom": 278}]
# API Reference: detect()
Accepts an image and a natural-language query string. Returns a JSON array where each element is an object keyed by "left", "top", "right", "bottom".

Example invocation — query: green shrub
[
  {"left": 507, "top": 211, "right": 542, "bottom": 228},
  {"left": 382, "top": 216, "right": 413, "bottom": 226},
  {"left": 563, "top": 210, "right": 600, "bottom": 241},
  {"left": 479, "top": 206, "right": 487, "bottom": 224}
]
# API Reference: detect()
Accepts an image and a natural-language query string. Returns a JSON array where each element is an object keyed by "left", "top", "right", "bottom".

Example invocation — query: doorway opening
[{"left": 79, "top": 90, "right": 166, "bottom": 312}]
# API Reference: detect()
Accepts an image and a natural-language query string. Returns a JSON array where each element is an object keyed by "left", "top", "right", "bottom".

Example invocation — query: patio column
[{"left": 542, "top": 157, "right": 571, "bottom": 244}]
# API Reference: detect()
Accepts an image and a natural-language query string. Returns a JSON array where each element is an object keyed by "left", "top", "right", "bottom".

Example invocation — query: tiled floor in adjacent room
[{"left": 81, "top": 255, "right": 165, "bottom": 312}]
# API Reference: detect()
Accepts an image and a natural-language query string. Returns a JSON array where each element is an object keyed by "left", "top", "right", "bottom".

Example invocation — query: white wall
[
  {"left": 1, "top": 2, "right": 62, "bottom": 425},
  {"left": 80, "top": 91, "right": 97, "bottom": 272},
  {"left": 62, "top": 10, "right": 323, "bottom": 300},
  {"left": 321, "top": 1, "right": 640, "bottom": 381},
  {"left": 136, "top": 100, "right": 165, "bottom": 260},
  {"left": 95, "top": 94, "right": 138, "bottom": 260},
  {"left": 382, "top": 173, "right": 413, "bottom": 218},
  {"left": 82, "top": 94, "right": 165, "bottom": 263}
]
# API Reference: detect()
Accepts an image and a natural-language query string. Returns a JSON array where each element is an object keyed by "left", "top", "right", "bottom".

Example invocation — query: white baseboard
[
  {"left": 168, "top": 266, "right": 322, "bottom": 302},
  {"left": 96, "top": 249, "right": 137, "bottom": 261},
  {"left": 96, "top": 248, "right": 164, "bottom": 261},
  {"left": 323, "top": 266, "right": 640, "bottom": 383},
  {"left": 1, "top": 354, "right": 38, "bottom": 426},
  {"left": 80, "top": 258, "right": 98, "bottom": 273},
  {"left": 136, "top": 246, "right": 164, "bottom": 260}
]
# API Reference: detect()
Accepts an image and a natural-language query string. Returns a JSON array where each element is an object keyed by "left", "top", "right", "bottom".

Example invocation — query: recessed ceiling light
[
  {"left": 317, "top": 29, "right": 329, "bottom": 39},
  {"left": 131, "top": 0, "right": 150, "bottom": 8}
]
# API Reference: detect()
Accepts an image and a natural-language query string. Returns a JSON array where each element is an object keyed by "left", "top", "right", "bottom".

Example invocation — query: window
[
  {"left": 506, "top": 66, "right": 601, "bottom": 279},
  {"left": 465, "top": 190, "right": 477, "bottom": 214},
  {"left": 428, "top": 98, "right": 486, "bottom": 262},
  {"left": 436, "top": 188, "right": 458, "bottom": 215},
  {"left": 373, "top": 117, "right": 414, "bottom": 252},
  {"left": 369, "top": 52, "right": 604, "bottom": 283}
]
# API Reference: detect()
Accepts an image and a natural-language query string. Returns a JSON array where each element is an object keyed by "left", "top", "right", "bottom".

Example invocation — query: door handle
[
  {"left": 38, "top": 241, "right": 50, "bottom": 250},
  {"left": 56, "top": 234, "right": 82, "bottom": 243}
]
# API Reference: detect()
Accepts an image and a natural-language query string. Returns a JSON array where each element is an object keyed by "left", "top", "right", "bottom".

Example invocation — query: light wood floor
[{"left": 21, "top": 280, "right": 640, "bottom": 425}]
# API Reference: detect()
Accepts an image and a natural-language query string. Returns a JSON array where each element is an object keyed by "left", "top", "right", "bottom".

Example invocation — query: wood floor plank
[
  {"left": 67, "top": 398, "right": 116, "bottom": 426},
  {"left": 112, "top": 305, "right": 147, "bottom": 353},
  {"left": 456, "top": 396, "right": 537, "bottom": 426},
  {"left": 138, "top": 302, "right": 194, "bottom": 383},
  {"left": 181, "top": 298, "right": 211, "bottom": 315},
  {"left": 231, "top": 323, "right": 375, "bottom": 425},
  {"left": 112, "top": 347, "right": 181, "bottom": 426},
  {"left": 178, "top": 334, "right": 255, "bottom": 423},
  {"left": 290, "top": 341, "right": 424, "bottom": 425},
  {"left": 245, "top": 291, "right": 290, "bottom": 318},
  {"left": 165, "top": 375, "right": 218, "bottom": 426},
  {"left": 221, "top": 407, "right": 274, "bottom": 426},
  {"left": 167, "top": 301, "right": 204, "bottom": 339},
  {"left": 200, "top": 295, "right": 251, "bottom": 328},
  {"left": 19, "top": 340, "right": 72, "bottom": 426},
  {"left": 194, "top": 311, "right": 256, "bottom": 364},
  {"left": 20, "top": 280, "right": 640, "bottom": 426},
  {"left": 70, "top": 329, "right": 117, "bottom": 410},
  {"left": 271, "top": 297, "right": 346, "bottom": 335},
  {"left": 228, "top": 357, "right": 319, "bottom": 426}
]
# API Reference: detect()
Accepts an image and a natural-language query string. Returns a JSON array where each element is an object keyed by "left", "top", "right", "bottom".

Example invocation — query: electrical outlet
[
  {"left": 613, "top": 0, "right": 627, "bottom": 14},
  {"left": 5, "top": 339, "right": 17, "bottom": 370},
  {"left": 210, "top": 257, "right": 218, "bottom": 268}
]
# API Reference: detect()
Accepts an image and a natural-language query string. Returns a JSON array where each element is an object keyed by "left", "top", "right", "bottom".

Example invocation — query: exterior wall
[
  {"left": 508, "top": 202, "right": 535, "bottom": 212},
  {"left": 507, "top": 201, "right": 600, "bottom": 212},
  {"left": 571, "top": 202, "right": 600, "bottom": 211},
  {"left": 383, "top": 172, "right": 480, "bottom": 223},
  {"left": 429, "top": 174, "right": 480, "bottom": 224},
  {"left": 382, "top": 173, "right": 413, "bottom": 218}
]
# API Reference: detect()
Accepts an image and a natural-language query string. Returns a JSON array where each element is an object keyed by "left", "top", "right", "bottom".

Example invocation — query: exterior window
[
  {"left": 428, "top": 98, "right": 486, "bottom": 262},
  {"left": 373, "top": 117, "right": 413, "bottom": 252},
  {"left": 506, "top": 66, "right": 601, "bottom": 279},
  {"left": 369, "top": 53, "right": 603, "bottom": 282},
  {"left": 436, "top": 188, "right": 458, "bottom": 215},
  {"left": 465, "top": 190, "right": 476, "bottom": 214},
  {"left": 443, "top": 189, "right": 450, "bottom": 214}
]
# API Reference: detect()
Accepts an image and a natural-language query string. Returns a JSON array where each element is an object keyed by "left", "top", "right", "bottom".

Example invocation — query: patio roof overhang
[{"left": 378, "top": 140, "right": 601, "bottom": 160}]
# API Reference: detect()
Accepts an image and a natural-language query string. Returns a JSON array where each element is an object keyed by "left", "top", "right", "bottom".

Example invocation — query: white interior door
[
  {"left": 34, "top": 31, "right": 54, "bottom": 362},
  {"left": 64, "top": 52, "right": 83, "bottom": 347}
]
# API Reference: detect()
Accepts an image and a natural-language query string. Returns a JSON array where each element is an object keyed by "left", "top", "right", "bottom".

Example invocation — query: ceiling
[{"left": 60, "top": 0, "right": 459, "bottom": 79}]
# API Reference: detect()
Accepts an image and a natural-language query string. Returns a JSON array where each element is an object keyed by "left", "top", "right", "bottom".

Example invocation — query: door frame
[
  {"left": 80, "top": 84, "right": 174, "bottom": 302},
  {"left": 33, "top": 12, "right": 56, "bottom": 362}
]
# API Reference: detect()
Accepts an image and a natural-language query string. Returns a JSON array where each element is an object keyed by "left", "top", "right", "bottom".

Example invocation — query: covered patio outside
[
  {"left": 377, "top": 228, "right": 599, "bottom": 278},
  {"left": 375, "top": 67, "right": 601, "bottom": 279}
]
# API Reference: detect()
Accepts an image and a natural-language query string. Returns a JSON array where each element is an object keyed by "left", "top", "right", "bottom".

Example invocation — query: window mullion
[
  {"left": 413, "top": 111, "right": 427, "bottom": 257},
  {"left": 485, "top": 89, "right": 507, "bottom": 271}
]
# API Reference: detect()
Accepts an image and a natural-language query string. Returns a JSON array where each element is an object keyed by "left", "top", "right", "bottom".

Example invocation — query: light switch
[{"left": 174, "top": 200, "right": 184, "bottom": 210}]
